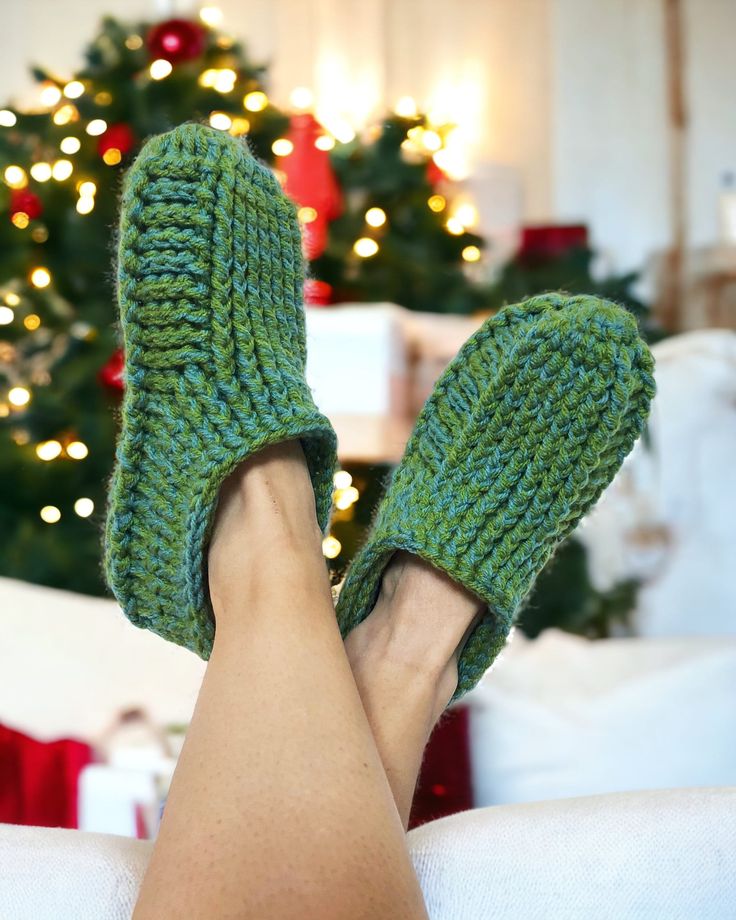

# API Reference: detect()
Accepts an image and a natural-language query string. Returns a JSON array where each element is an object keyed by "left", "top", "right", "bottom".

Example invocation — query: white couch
[{"left": 1, "top": 786, "right": 735, "bottom": 920}]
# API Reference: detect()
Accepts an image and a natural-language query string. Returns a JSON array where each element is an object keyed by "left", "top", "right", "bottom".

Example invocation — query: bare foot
[{"left": 344, "top": 552, "right": 483, "bottom": 827}]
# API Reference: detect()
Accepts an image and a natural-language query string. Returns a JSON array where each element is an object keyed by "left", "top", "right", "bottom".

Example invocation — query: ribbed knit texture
[
  {"left": 336, "top": 294, "right": 655, "bottom": 700},
  {"left": 105, "top": 123, "right": 337, "bottom": 657}
]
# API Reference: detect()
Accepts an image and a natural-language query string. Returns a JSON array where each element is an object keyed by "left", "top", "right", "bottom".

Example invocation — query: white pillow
[{"left": 468, "top": 629, "right": 736, "bottom": 806}]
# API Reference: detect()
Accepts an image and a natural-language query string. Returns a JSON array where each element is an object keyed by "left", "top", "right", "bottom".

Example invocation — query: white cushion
[{"left": 468, "top": 629, "right": 736, "bottom": 806}]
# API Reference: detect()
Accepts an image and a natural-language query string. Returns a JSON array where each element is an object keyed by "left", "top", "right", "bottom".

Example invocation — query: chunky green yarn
[
  {"left": 336, "top": 294, "right": 655, "bottom": 700},
  {"left": 105, "top": 123, "right": 337, "bottom": 657}
]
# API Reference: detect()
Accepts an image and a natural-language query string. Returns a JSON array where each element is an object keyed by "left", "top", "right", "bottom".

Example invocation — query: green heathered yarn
[
  {"left": 336, "top": 294, "right": 655, "bottom": 700},
  {"left": 105, "top": 123, "right": 337, "bottom": 657}
]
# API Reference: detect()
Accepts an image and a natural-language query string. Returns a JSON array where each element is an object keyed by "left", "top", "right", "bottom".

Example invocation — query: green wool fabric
[
  {"left": 105, "top": 123, "right": 337, "bottom": 657},
  {"left": 336, "top": 293, "right": 655, "bottom": 700}
]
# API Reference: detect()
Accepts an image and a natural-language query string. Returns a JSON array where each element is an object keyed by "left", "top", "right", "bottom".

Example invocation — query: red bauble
[
  {"left": 146, "top": 19, "right": 206, "bottom": 64},
  {"left": 304, "top": 279, "right": 333, "bottom": 307},
  {"left": 426, "top": 158, "right": 446, "bottom": 187},
  {"left": 97, "top": 123, "right": 136, "bottom": 157},
  {"left": 9, "top": 188, "right": 43, "bottom": 220},
  {"left": 98, "top": 348, "right": 125, "bottom": 392}
]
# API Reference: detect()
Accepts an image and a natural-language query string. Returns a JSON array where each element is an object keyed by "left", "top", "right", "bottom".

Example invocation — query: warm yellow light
[
  {"left": 209, "top": 112, "right": 232, "bottom": 131},
  {"left": 94, "top": 91, "right": 113, "bottom": 106},
  {"left": 86, "top": 119, "right": 107, "bottom": 136},
  {"left": 297, "top": 206, "right": 318, "bottom": 224},
  {"left": 63, "top": 80, "right": 85, "bottom": 99},
  {"left": 229, "top": 117, "right": 250, "bottom": 136},
  {"left": 30, "top": 162, "right": 52, "bottom": 182},
  {"left": 36, "top": 440, "right": 62, "bottom": 461},
  {"left": 0, "top": 110, "right": 17, "bottom": 127},
  {"left": 60, "top": 136, "right": 82, "bottom": 155},
  {"left": 40, "top": 505, "right": 61, "bottom": 524},
  {"left": 199, "top": 5, "right": 224, "bottom": 26},
  {"left": 24, "top": 314, "right": 41, "bottom": 330},
  {"left": 40, "top": 84, "right": 62, "bottom": 107},
  {"left": 333, "top": 470, "right": 353, "bottom": 490},
  {"left": 102, "top": 148, "right": 122, "bottom": 165},
  {"left": 8, "top": 386, "right": 31, "bottom": 407},
  {"left": 0, "top": 404, "right": 8, "bottom": 417},
  {"left": 53, "top": 104, "right": 78, "bottom": 126},
  {"left": 365, "top": 207, "right": 386, "bottom": 228},
  {"left": 66, "top": 440, "right": 89, "bottom": 460},
  {"left": 11, "top": 213, "right": 29, "bottom": 229},
  {"left": 4, "top": 165, "right": 27, "bottom": 189},
  {"left": 315, "top": 134, "right": 335, "bottom": 151},
  {"left": 428, "top": 194, "right": 446, "bottom": 213},
  {"left": 334, "top": 486, "right": 360, "bottom": 511},
  {"left": 289, "top": 86, "right": 313, "bottom": 110},
  {"left": 395, "top": 96, "right": 418, "bottom": 118},
  {"left": 5, "top": 293, "right": 20, "bottom": 306},
  {"left": 422, "top": 130, "right": 442, "bottom": 152},
  {"left": 78, "top": 181, "right": 96, "bottom": 197},
  {"left": 150, "top": 59, "right": 173, "bottom": 80},
  {"left": 446, "top": 217, "right": 464, "bottom": 236},
  {"left": 199, "top": 68, "right": 217, "bottom": 88},
  {"left": 462, "top": 245, "right": 482, "bottom": 263},
  {"left": 353, "top": 237, "right": 379, "bottom": 258},
  {"left": 51, "top": 159, "right": 73, "bottom": 180},
  {"left": 454, "top": 202, "right": 478, "bottom": 228},
  {"left": 271, "top": 138, "right": 294, "bottom": 157},
  {"left": 213, "top": 69, "right": 237, "bottom": 93},
  {"left": 322, "top": 535, "right": 342, "bottom": 559},
  {"left": 74, "top": 497, "right": 95, "bottom": 518},
  {"left": 332, "top": 122, "right": 356, "bottom": 144},
  {"left": 244, "top": 91, "right": 268, "bottom": 112},
  {"left": 30, "top": 267, "right": 51, "bottom": 288},
  {"left": 125, "top": 34, "right": 143, "bottom": 50},
  {"left": 31, "top": 226, "right": 48, "bottom": 243},
  {"left": 0, "top": 306, "right": 13, "bottom": 325},
  {"left": 76, "top": 196, "right": 95, "bottom": 215}
]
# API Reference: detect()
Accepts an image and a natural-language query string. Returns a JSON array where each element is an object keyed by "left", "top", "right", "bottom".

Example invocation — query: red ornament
[
  {"left": 146, "top": 19, "right": 206, "bottom": 64},
  {"left": 278, "top": 113, "right": 343, "bottom": 261},
  {"left": 304, "top": 279, "right": 333, "bottom": 307},
  {"left": 426, "top": 158, "right": 446, "bottom": 187},
  {"left": 98, "top": 348, "right": 125, "bottom": 392},
  {"left": 98, "top": 123, "right": 136, "bottom": 157},
  {"left": 9, "top": 189, "right": 42, "bottom": 220}
]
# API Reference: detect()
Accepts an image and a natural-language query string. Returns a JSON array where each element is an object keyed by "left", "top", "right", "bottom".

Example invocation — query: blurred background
[{"left": 0, "top": 0, "right": 734, "bottom": 842}]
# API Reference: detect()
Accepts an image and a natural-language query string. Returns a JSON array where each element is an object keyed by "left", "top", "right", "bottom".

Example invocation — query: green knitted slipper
[
  {"left": 336, "top": 294, "right": 655, "bottom": 699},
  {"left": 105, "top": 123, "right": 337, "bottom": 657}
]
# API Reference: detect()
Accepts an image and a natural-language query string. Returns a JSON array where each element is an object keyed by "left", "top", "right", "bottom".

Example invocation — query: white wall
[{"left": 1, "top": 0, "right": 734, "bottom": 276}]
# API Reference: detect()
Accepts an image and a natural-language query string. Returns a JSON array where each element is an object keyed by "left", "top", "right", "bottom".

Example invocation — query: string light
[
  {"left": 23, "top": 314, "right": 41, "bottom": 330},
  {"left": 102, "top": 148, "right": 122, "bottom": 165},
  {"left": 40, "top": 505, "right": 61, "bottom": 524},
  {"left": 125, "top": 35, "right": 143, "bottom": 50},
  {"left": 271, "top": 138, "right": 293, "bottom": 157},
  {"left": 209, "top": 112, "right": 232, "bottom": 131},
  {"left": 322, "top": 535, "right": 342, "bottom": 559},
  {"left": 63, "top": 80, "right": 85, "bottom": 99},
  {"left": 31, "top": 226, "right": 48, "bottom": 243},
  {"left": 66, "top": 440, "right": 88, "bottom": 460},
  {"left": 428, "top": 194, "right": 446, "bottom": 213},
  {"left": 333, "top": 470, "right": 353, "bottom": 489},
  {"left": 30, "top": 162, "right": 52, "bottom": 182},
  {"left": 78, "top": 181, "right": 96, "bottom": 197},
  {"left": 36, "top": 440, "right": 62, "bottom": 461},
  {"left": 297, "top": 206, "right": 318, "bottom": 223},
  {"left": 86, "top": 119, "right": 107, "bottom": 136},
  {"left": 394, "top": 96, "right": 418, "bottom": 118},
  {"left": 74, "top": 497, "right": 95, "bottom": 518},
  {"left": 11, "top": 213, "right": 29, "bottom": 229},
  {"left": 39, "top": 83, "right": 62, "bottom": 107},
  {"left": 94, "top": 91, "right": 112, "bottom": 106},
  {"left": 60, "top": 137, "right": 81, "bottom": 154},
  {"left": 289, "top": 86, "right": 313, "bottom": 110},
  {"left": 354, "top": 237, "right": 379, "bottom": 258},
  {"left": 0, "top": 404, "right": 8, "bottom": 417},
  {"left": 453, "top": 202, "right": 478, "bottom": 228},
  {"left": 421, "top": 129, "right": 442, "bottom": 152},
  {"left": 244, "top": 91, "right": 268, "bottom": 112},
  {"left": 199, "top": 5, "right": 223, "bottom": 26},
  {"left": 0, "top": 110, "right": 17, "bottom": 127},
  {"left": 315, "top": 134, "right": 335, "bottom": 151},
  {"left": 53, "top": 104, "right": 78, "bottom": 126},
  {"left": 365, "top": 207, "right": 387, "bottom": 228},
  {"left": 4, "top": 165, "right": 27, "bottom": 189},
  {"left": 229, "top": 117, "right": 250, "bottom": 136},
  {"left": 0, "top": 306, "right": 13, "bottom": 324},
  {"left": 8, "top": 386, "right": 31, "bottom": 407},
  {"left": 462, "top": 245, "right": 481, "bottom": 263},
  {"left": 51, "top": 159, "right": 73, "bottom": 180},
  {"left": 334, "top": 485, "right": 360, "bottom": 511},
  {"left": 5, "top": 293, "right": 20, "bottom": 306},
  {"left": 446, "top": 217, "right": 464, "bottom": 236},
  {"left": 76, "top": 196, "right": 94, "bottom": 214},
  {"left": 150, "top": 59, "right": 173, "bottom": 80},
  {"left": 30, "top": 267, "right": 51, "bottom": 288}
]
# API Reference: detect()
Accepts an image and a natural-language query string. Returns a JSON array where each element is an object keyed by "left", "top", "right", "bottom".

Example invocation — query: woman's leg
[
  {"left": 133, "top": 442, "right": 428, "bottom": 920},
  {"left": 345, "top": 554, "right": 483, "bottom": 828}
]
